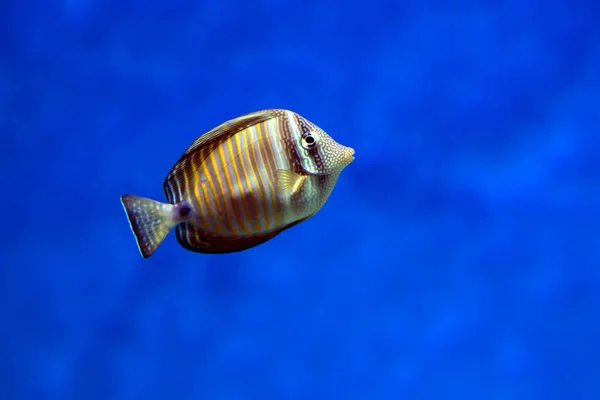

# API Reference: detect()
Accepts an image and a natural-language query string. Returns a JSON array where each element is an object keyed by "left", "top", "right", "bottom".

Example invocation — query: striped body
[
  {"left": 121, "top": 109, "right": 354, "bottom": 257},
  {"left": 165, "top": 116, "right": 303, "bottom": 237}
]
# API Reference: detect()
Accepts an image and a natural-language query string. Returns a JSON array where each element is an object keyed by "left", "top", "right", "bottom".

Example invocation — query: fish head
[{"left": 290, "top": 113, "right": 355, "bottom": 176}]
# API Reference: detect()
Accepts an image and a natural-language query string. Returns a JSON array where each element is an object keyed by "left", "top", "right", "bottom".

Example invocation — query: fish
[{"left": 120, "top": 109, "right": 354, "bottom": 258}]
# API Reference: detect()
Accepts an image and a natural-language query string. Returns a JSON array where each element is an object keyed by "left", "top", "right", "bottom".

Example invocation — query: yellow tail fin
[{"left": 120, "top": 195, "right": 177, "bottom": 258}]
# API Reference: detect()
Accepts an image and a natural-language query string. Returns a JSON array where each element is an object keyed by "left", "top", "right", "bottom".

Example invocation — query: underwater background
[{"left": 2, "top": 0, "right": 600, "bottom": 399}]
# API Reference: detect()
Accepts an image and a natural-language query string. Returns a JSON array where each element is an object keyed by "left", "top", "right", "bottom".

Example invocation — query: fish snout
[{"left": 344, "top": 147, "right": 355, "bottom": 164}]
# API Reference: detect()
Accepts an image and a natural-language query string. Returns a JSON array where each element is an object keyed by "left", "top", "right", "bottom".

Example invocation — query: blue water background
[{"left": 2, "top": 0, "right": 600, "bottom": 399}]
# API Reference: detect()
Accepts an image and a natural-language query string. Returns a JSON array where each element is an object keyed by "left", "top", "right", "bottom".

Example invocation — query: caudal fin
[{"left": 120, "top": 195, "right": 177, "bottom": 258}]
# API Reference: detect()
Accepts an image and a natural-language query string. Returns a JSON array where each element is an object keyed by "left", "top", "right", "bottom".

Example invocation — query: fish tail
[{"left": 120, "top": 195, "right": 178, "bottom": 258}]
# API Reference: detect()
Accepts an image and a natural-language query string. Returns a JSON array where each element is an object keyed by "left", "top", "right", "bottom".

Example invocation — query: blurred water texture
[{"left": 1, "top": 0, "right": 600, "bottom": 399}]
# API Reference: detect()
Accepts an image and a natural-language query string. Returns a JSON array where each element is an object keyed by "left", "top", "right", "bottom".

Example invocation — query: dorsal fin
[{"left": 163, "top": 109, "right": 280, "bottom": 203}]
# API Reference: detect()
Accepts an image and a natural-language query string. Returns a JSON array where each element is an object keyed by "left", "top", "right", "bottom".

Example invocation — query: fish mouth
[{"left": 345, "top": 147, "right": 355, "bottom": 163}]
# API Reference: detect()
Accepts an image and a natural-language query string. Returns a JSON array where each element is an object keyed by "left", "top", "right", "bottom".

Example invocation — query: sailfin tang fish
[{"left": 120, "top": 109, "right": 354, "bottom": 258}]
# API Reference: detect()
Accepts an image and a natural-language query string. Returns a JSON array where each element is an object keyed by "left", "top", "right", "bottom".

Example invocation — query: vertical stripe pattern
[
  {"left": 164, "top": 116, "right": 296, "bottom": 238},
  {"left": 123, "top": 108, "right": 355, "bottom": 256}
]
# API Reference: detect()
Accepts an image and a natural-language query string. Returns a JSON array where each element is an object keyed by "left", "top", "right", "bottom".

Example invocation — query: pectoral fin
[{"left": 276, "top": 169, "right": 305, "bottom": 200}]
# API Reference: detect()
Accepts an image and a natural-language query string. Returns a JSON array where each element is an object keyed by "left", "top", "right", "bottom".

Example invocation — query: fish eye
[{"left": 302, "top": 133, "right": 317, "bottom": 149}]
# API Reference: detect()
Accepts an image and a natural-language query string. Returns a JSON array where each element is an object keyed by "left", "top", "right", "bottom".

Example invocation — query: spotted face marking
[{"left": 284, "top": 111, "right": 354, "bottom": 176}]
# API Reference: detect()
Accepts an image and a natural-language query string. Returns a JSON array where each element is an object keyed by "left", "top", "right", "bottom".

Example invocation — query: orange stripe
[
  {"left": 245, "top": 127, "right": 268, "bottom": 231},
  {"left": 190, "top": 154, "right": 213, "bottom": 225},
  {"left": 200, "top": 183, "right": 212, "bottom": 223},
  {"left": 255, "top": 122, "right": 279, "bottom": 227},
  {"left": 187, "top": 159, "right": 204, "bottom": 244},
  {"left": 236, "top": 130, "right": 260, "bottom": 231},
  {"left": 261, "top": 128, "right": 282, "bottom": 226},
  {"left": 188, "top": 156, "right": 206, "bottom": 216},
  {"left": 210, "top": 147, "right": 235, "bottom": 234},
  {"left": 218, "top": 142, "right": 244, "bottom": 235},
  {"left": 227, "top": 135, "right": 250, "bottom": 234},
  {"left": 231, "top": 132, "right": 251, "bottom": 232},
  {"left": 200, "top": 158, "right": 219, "bottom": 228}
]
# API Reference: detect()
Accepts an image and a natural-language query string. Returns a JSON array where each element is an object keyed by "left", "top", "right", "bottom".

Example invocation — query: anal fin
[{"left": 175, "top": 220, "right": 307, "bottom": 254}]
